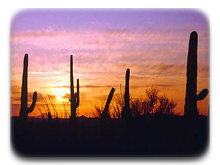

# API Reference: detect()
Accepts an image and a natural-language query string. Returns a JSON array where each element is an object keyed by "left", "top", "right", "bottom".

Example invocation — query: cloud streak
[{"left": 11, "top": 27, "right": 209, "bottom": 78}]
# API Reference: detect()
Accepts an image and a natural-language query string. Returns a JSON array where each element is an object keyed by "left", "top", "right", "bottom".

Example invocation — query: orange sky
[{"left": 10, "top": 10, "right": 209, "bottom": 118}]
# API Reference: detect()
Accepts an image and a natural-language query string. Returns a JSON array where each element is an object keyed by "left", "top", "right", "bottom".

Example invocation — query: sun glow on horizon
[{"left": 51, "top": 87, "right": 69, "bottom": 102}]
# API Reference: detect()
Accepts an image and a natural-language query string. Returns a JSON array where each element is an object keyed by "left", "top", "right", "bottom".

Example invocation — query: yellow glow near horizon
[{"left": 51, "top": 87, "right": 69, "bottom": 102}]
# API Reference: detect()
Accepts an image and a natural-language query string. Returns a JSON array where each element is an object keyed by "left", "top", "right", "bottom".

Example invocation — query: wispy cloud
[{"left": 11, "top": 28, "right": 209, "bottom": 75}]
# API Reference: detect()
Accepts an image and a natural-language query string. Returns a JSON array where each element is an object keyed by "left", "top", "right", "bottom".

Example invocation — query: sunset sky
[{"left": 10, "top": 9, "right": 209, "bottom": 117}]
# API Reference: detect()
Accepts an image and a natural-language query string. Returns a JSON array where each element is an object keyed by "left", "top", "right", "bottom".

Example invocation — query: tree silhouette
[{"left": 144, "top": 86, "right": 159, "bottom": 115}]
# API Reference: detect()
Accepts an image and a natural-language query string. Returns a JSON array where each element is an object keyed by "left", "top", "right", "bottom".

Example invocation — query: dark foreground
[{"left": 11, "top": 115, "right": 209, "bottom": 157}]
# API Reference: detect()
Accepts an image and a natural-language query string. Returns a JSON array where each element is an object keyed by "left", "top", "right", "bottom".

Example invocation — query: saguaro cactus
[
  {"left": 69, "top": 55, "right": 80, "bottom": 120},
  {"left": 121, "top": 69, "right": 132, "bottom": 119},
  {"left": 19, "top": 54, "right": 37, "bottom": 122},
  {"left": 101, "top": 88, "right": 116, "bottom": 119},
  {"left": 184, "top": 31, "right": 209, "bottom": 117}
]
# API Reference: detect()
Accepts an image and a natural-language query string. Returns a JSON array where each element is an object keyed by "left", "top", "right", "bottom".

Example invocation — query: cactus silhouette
[
  {"left": 69, "top": 55, "right": 80, "bottom": 121},
  {"left": 121, "top": 69, "right": 132, "bottom": 119},
  {"left": 101, "top": 88, "right": 116, "bottom": 119},
  {"left": 184, "top": 31, "right": 209, "bottom": 117},
  {"left": 19, "top": 54, "right": 37, "bottom": 122}
]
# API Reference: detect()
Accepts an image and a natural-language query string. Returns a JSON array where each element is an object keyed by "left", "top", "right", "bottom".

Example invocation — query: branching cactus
[
  {"left": 69, "top": 55, "right": 80, "bottom": 120},
  {"left": 101, "top": 88, "right": 116, "bottom": 119},
  {"left": 121, "top": 69, "right": 132, "bottom": 119},
  {"left": 19, "top": 54, "right": 37, "bottom": 122},
  {"left": 184, "top": 31, "right": 209, "bottom": 117}
]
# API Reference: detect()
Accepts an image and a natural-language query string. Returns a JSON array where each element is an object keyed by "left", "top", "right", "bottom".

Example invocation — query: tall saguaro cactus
[
  {"left": 184, "top": 31, "right": 209, "bottom": 117},
  {"left": 121, "top": 69, "right": 132, "bottom": 119},
  {"left": 69, "top": 55, "right": 80, "bottom": 120},
  {"left": 19, "top": 54, "right": 37, "bottom": 122}
]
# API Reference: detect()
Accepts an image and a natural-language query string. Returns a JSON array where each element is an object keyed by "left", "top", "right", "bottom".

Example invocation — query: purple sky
[{"left": 12, "top": 9, "right": 208, "bottom": 32}]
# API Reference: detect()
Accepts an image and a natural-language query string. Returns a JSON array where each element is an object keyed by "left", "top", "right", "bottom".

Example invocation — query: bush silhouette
[
  {"left": 156, "top": 95, "right": 177, "bottom": 115},
  {"left": 144, "top": 86, "right": 159, "bottom": 115}
]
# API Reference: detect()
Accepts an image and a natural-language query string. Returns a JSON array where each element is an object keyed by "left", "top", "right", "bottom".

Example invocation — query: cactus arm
[
  {"left": 74, "top": 93, "right": 79, "bottom": 108},
  {"left": 197, "top": 89, "right": 209, "bottom": 101},
  {"left": 27, "top": 92, "right": 37, "bottom": 113},
  {"left": 76, "top": 79, "right": 79, "bottom": 108},
  {"left": 102, "top": 88, "right": 115, "bottom": 118}
]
